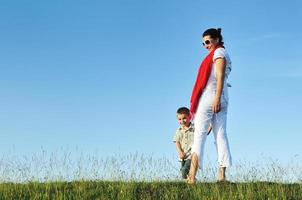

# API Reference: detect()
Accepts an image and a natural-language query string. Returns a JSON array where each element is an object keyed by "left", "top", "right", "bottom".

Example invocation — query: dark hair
[
  {"left": 202, "top": 28, "right": 224, "bottom": 46},
  {"left": 177, "top": 107, "right": 190, "bottom": 115}
]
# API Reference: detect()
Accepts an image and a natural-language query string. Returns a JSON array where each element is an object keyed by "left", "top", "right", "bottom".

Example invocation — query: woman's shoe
[{"left": 186, "top": 174, "right": 196, "bottom": 185}]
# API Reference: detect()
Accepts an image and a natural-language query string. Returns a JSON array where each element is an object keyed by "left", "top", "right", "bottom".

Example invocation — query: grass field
[
  {"left": 0, "top": 151, "right": 301, "bottom": 199},
  {"left": 0, "top": 181, "right": 302, "bottom": 199}
]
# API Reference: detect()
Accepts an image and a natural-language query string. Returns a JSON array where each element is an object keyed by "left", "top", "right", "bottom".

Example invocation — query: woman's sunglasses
[{"left": 202, "top": 40, "right": 211, "bottom": 46}]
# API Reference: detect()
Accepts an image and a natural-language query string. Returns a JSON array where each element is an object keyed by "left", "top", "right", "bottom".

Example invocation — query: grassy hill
[
  {"left": 1, "top": 152, "right": 301, "bottom": 199},
  {"left": 0, "top": 181, "right": 301, "bottom": 200}
]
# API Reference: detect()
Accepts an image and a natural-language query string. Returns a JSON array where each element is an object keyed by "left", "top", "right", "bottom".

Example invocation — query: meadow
[
  {"left": 0, "top": 150, "right": 301, "bottom": 199},
  {"left": 1, "top": 181, "right": 302, "bottom": 199}
]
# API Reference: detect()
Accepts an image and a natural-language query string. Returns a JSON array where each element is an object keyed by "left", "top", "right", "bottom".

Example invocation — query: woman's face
[{"left": 202, "top": 35, "right": 219, "bottom": 52}]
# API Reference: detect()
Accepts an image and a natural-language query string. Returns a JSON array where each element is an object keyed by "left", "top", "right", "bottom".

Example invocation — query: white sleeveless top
[{"left": 203, "top": 47, "right": 232, "bottom": 102}]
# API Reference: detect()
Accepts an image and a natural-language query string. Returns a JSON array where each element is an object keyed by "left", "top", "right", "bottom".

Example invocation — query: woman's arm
[{"left": 213, "top": 57, "right": 226, "bottom": 113}]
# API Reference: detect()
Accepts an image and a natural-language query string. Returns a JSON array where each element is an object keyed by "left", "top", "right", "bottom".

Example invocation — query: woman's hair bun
[{"left": 202, "top": 28, "right": 224, "bottom": 45}]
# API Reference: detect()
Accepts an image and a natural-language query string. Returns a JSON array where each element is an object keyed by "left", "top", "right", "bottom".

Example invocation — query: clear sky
[{"left": 0, "top": 0, "right": 302, "bottom": 168}]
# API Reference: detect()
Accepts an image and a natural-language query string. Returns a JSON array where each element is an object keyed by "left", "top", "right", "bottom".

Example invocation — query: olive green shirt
[{"left": 173, "top": 123, "right": 194, "bottom": 159}]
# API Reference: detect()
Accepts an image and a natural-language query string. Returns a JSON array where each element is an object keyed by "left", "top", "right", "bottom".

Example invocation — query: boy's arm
[{"left": 175, "top": 141, "right": 185, "bottom": 160}]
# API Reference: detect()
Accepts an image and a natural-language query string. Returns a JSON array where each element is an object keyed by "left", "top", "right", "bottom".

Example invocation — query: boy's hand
[{"left": 179, "top": 151, "right": 186, "bottom": 160}]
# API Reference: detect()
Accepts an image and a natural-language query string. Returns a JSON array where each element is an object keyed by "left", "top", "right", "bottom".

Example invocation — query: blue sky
[{"left": 0, "top": 0, "right": 301, "bottom": 167}]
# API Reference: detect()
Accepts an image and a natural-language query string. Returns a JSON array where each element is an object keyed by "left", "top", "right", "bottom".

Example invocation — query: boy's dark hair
[{"left": 177, "top": 107, "right": 190, "bottom": 115}]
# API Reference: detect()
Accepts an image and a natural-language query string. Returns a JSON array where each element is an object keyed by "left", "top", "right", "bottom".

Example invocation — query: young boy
[
  {"left": 173, "top": 107, "right": 194, "bottom": 179},
  {"left": 173, "top": 107, "right": 212, "bottom": 179}
]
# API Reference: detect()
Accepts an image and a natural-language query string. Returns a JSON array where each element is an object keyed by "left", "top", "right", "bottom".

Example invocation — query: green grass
[
  {"left": 0, "top": 181, "right": 301, "bottom": 200},
  {"left": 1, "top": 150, "right": 302, "bottom": 199}
]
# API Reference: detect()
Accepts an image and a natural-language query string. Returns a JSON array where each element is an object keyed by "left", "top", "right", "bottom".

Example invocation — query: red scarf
[{"left": 190, "top": 46, "right": 223, "bottom": 115}]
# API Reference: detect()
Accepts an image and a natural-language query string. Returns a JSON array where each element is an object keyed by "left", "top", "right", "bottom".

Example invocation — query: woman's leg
[
  {"left": 218, "top": 167, "right": 226, "bottom": 182},
  {"left": 188, "top": 100, "right": 213, "bottom": 184},
  {"left": 212, "top": 103, "right": 232, "bottom": 181},
  {"left": 187, "top": 153, "right": 198, "bottom": 183}
]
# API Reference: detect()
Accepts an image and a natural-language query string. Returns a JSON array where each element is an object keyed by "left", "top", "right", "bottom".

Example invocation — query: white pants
[{"left": 192, "top": 89, "right": 232, "bottom": 168}]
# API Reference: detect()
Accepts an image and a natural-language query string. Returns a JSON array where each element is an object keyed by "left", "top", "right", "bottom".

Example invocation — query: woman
[{"left": 188, "top": 28, "right": 232, "bottom": 184}]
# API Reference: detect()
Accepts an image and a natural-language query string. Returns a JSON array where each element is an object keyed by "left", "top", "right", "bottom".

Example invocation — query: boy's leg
[
  {"left": 181, "top": 159, "right": 191, "bottom": 179},
  {"left": 179, "top": 160, "right": 185, "bottom": 178},
  {"left": 180, "top": 160, "right": 185, "bottom": 169}
]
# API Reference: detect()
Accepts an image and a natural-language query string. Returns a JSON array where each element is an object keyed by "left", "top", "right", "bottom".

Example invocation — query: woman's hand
[{"left": 212, "top": 97, "right": 221, "bottom": 113}]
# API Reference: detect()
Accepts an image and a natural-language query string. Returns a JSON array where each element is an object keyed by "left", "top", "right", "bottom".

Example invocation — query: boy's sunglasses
[{"left": 202, "top": 40, "right": 211, "bottom": 46}]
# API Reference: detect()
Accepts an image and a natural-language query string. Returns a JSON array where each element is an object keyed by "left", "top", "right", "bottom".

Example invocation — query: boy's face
[{"left": 177, "top": 113, "right": 190, "bottom": 128}]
